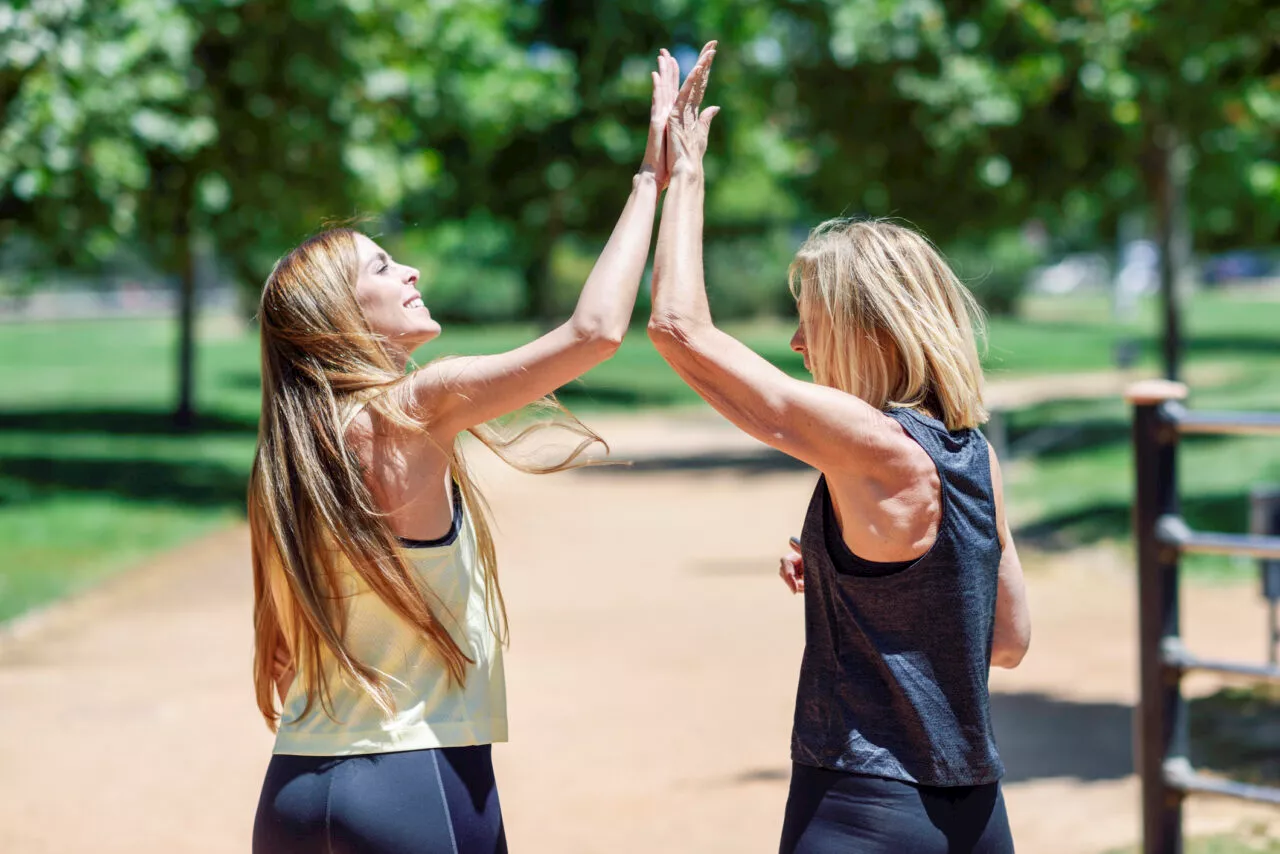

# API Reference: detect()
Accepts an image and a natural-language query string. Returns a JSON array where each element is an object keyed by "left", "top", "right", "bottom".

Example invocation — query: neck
[{"left": 387, "top": 342, "right": 413, "bottom": 373}]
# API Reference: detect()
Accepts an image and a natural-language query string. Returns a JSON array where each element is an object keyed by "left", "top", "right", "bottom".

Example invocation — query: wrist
[
  {"left": 634, "top": 167, "right": 660, "bottom": 189},
  {"left": 669, "top": 161, "right": 705, "bottom": 185}
]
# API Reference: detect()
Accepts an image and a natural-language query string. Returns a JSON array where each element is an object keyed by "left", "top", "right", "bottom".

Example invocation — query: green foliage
[
  {"left": 943, "top": 231, "right": 1047, "bottom": 316},
  {"left": 724, "top": 0, "right": 1280, "bottom": 247},
  {"left": 387, "top": 215, "right": 527, "bottom": 323},
  {"left": 704, "top": 228, "right": 802, "bottom": 320}
]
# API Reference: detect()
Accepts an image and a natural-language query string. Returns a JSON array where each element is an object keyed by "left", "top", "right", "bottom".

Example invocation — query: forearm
[
  {"left": 650, "top": 165, "right": 712, "bottom": 328},
  {"left": 991, "top": 538, "right": 1031, "bottom": 668},
  {"left": 569, "top": 170, "right": 660, "bottom": 341}
]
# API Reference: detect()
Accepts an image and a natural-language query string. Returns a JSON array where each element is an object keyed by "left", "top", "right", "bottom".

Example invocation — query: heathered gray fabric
[{"left": 790, "top": 407, "right": 1005, "bottom": 787}]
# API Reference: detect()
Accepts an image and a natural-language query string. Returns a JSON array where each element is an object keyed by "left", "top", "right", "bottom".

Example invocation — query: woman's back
[
  {"left": 792, "top": 407, "right": 1003, "bottom": 787},
  {"left": 273, "top": 482, "right": 508, "bottom": 756}
]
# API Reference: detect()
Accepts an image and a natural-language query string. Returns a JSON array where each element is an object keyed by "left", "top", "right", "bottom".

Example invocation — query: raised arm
[
  {"left": 411, "top": 51, "right": 683, "bottom": 438},
  {"left": 646, "top": 46, "right": 912, "bottom": 477}
]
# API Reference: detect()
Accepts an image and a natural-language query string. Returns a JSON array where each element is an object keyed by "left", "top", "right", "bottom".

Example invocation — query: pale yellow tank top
[{"left": 272, "top": 404, "right": 506, "bottom": 756}]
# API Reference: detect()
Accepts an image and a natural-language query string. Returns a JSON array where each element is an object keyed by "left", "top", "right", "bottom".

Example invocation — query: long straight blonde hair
[
  {"left": 789, "top": 218, "right": 988, "bottom": 431},
  {"left": 249, "top": 228, "right": 604, "bottom": 731}
]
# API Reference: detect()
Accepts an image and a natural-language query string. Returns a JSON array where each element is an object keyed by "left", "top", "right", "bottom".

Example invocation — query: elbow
[
  {"left": 991, "top": 630, "right": 1031, "bottom": 670},
  {"left": 647, "top": 311, "right": 702, "bottom": 354},
  {"left": 570, "top": 318, "right": 625, "bottom": 357}
]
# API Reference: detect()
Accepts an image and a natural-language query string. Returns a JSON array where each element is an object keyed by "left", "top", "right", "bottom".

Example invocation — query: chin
[{"left": 417, "top": 322, "right": 442, "bottom": 345}]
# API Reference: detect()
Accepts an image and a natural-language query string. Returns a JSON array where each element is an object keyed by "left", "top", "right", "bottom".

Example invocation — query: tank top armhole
[{"left": 397, "top": 480, "right": 464, "bottom": 549}]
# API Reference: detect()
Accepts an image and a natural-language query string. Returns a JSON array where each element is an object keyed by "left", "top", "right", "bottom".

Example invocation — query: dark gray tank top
[{"left": 790, "top": 407, "right": 1004, "bottom": 787}]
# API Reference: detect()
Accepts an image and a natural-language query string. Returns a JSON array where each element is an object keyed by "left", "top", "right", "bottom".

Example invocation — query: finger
[
  {"left": 683, "top": 51, "right": 715, "bottom": 114},
  {"left": 675, "top": 52, "right": 711, "bottom": 110},
  {"left": 779, "top": 563, "right": 797, "bottom": 593},
  {"left": 700, "top": 105, "right": 720, "bottom": 131},
  {"left": 673, "top": 66, "right": 696, "bottom": 113}
]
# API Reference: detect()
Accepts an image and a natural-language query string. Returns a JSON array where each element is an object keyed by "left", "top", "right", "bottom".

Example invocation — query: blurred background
[{"left": 1, "top": 1, "right": 1278, "bottom": 853}]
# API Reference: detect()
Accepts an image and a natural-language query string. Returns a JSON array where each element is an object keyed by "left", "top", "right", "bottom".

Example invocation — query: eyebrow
[{"left": 369, "top": 251, "right": 389, "bottom": 268}]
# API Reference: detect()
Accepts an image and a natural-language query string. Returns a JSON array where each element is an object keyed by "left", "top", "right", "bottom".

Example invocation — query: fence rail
[{"left": 1128, "top": 380, "right": 1280, "bottom": 853}]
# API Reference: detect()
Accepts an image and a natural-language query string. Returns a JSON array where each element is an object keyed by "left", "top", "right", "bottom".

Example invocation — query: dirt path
[{"left": 1, "top": 408, "right": 1276, "bottom": 853}]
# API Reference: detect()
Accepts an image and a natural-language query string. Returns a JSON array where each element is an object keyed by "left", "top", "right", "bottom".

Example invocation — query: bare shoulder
[
  {"left": 823, "top": 412, "right": 941, "bottom": 562},
  {"left": 342, "top": 405, "right": 452, "bottom": 488},
  {"left": 822, "top": 410, "right": 938, "bottom": 502}
]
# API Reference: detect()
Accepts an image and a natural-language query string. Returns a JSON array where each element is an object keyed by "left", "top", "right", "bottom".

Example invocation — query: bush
[
  {"left": 703, "top": 228, "right": 803, "bottom": 321},
  {"left": 943, "top": 231, "right": 1045, "bottom": 316},
  {"left": 387, "top": 214, "right": 526, "bottom": 323}
]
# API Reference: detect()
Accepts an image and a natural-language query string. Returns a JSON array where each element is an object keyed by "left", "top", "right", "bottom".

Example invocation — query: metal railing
[{"left": 1129, "top": 380, "right": 1280, "bottom": 853}]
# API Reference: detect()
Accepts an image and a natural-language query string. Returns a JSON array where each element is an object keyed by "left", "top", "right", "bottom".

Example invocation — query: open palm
[{"left": 665, "top": 42, "right": 719, "bottom": 177}]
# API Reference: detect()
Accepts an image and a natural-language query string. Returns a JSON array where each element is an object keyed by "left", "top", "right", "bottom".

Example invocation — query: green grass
[
  {"left": 996, "top": 291, "right": 1280, "bottom": 578},
  {"left": 2, "top": 289, "right": 1279, "bottom": 620}
]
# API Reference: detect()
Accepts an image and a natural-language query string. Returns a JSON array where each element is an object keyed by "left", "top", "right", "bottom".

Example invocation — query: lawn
[{"left": 1, "top": 289, "right": 1278, "bottom": 622}]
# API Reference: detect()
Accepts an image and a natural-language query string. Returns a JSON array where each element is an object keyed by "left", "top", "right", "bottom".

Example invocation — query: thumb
[{"left": 701, "top": 106, "right": 720, "bottom": 131}]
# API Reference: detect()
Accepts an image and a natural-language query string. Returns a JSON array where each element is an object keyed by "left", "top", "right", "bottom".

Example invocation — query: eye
[{"left": 377, "top": 262, "right": 389, "bottom": 274}]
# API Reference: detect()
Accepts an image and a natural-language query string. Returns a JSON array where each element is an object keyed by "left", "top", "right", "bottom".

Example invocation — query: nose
[
  {"left": 790, "top": 326, "right": 806, "bottom": 354},
  {"left": 403, "top": 265, "right": 420, "bottom": 287}
]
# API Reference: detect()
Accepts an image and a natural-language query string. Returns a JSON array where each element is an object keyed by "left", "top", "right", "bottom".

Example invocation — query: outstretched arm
[
  {"left": 411, "top": 51, "right": 684, "bottom": 438},
  {"left": 646, "top": 46, "right": 911, "bottom": 478}
]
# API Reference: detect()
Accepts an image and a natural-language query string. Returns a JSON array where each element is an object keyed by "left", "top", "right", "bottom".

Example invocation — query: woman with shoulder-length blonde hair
[
  {"left": 647, "top": 52, "right": 1030, "bottom": 854},
  {"left": 248, "top": 47, "right": 711, "bottom": 854}
]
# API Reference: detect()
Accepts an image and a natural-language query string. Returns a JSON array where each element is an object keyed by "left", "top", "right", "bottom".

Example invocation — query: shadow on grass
[
  {"left": 555, "top": 383, "right": 687, "bottom": 409},
  {"left": 0, "top": 407, "right": 258, "bottom": 436},
  {"left": 1187, "top": 335, "right": 1280, "bottom": 358},
  {"left": 1006, "top": 414, "right": 1130, "bottom": 460},
  {"left": 1189, "top": 686, "right": 1280, "bottom": 788},
  {"left": 991, "top": 691, "right": 1133, "bottom": 784},
  {"left": 0, "top": 454, "right": 248, "bottom": 511},
  {"left": 1017, "top": 491, "right": 1251, "bottom": 551}
]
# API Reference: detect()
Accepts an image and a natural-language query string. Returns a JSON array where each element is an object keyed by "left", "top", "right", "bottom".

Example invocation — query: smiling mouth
[{"left": 404, "top": 296, "right": 425, "bottom": 309}]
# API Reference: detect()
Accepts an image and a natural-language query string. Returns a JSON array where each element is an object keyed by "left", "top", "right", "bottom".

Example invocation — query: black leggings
[
  {"left": 253, "top": 745, "right": 506, "bottom": 854},
  {"left": 779, "top": 763, "right": 1014, "bottom": 854}
]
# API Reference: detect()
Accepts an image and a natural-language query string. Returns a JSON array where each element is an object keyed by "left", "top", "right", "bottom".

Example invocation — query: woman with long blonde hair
[
  {"left": 647, "top": 52, "right": 1030, "bottom": 853},
  {"left": 248, "top": 48, "right": 709, "bottom": 854}
]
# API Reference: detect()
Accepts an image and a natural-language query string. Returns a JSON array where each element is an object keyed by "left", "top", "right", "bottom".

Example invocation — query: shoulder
[
  {"left": 826, "top": 410, "right": 939, "bottom": 513},
  {"left": 867, "top": 409, "right": 941, "bottom": 489}
]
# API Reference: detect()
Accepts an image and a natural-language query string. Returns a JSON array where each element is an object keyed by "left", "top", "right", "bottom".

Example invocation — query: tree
[
  {"left": 721, "top": 0, "right": 1279, "bottom": 372},
  {"left": 0, "top": 0, "right": 568, "bottom": 424}
]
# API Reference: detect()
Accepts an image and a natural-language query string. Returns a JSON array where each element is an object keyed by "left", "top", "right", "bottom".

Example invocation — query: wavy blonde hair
[
  {"left": 249, "top": 227, "right": 603, "bottom": 731},
  {"left": 788, "top": 218, "right": 988, "bottom": 431}
]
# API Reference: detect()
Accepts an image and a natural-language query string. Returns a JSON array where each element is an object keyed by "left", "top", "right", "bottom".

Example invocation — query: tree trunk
[
  {"left": 524, "top": 191, "right": 563, "bottom": 327},
  {"left": 1147, "top": 125, "right": 1187, "bottom": 382},
  {"left": 524, "top": 245, "right": 556, "bottom": 327},
  {"left": 174, "top": 188, "right": 198, "bottom": 430}
]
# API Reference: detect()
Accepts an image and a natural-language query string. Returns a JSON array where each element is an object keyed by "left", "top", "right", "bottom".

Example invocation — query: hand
[
  {"left": 779, "top": 542, "right": 805, "bottom": 594},
  {"left": 641, "top": 49, "right": 680, "bottom": 188},
  {"left": 665, "top": 41, "right": 719, "bottom": 179}
]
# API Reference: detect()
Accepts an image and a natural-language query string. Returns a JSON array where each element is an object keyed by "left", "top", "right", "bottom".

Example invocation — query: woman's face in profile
[{"left": 352, "top": 233, "right": 441, "bottom": 350}]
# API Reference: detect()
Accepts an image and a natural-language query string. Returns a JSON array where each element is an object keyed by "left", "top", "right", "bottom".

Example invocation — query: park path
[{"left": 1, "top": 406, "right": 1277, "bottom": 854}]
